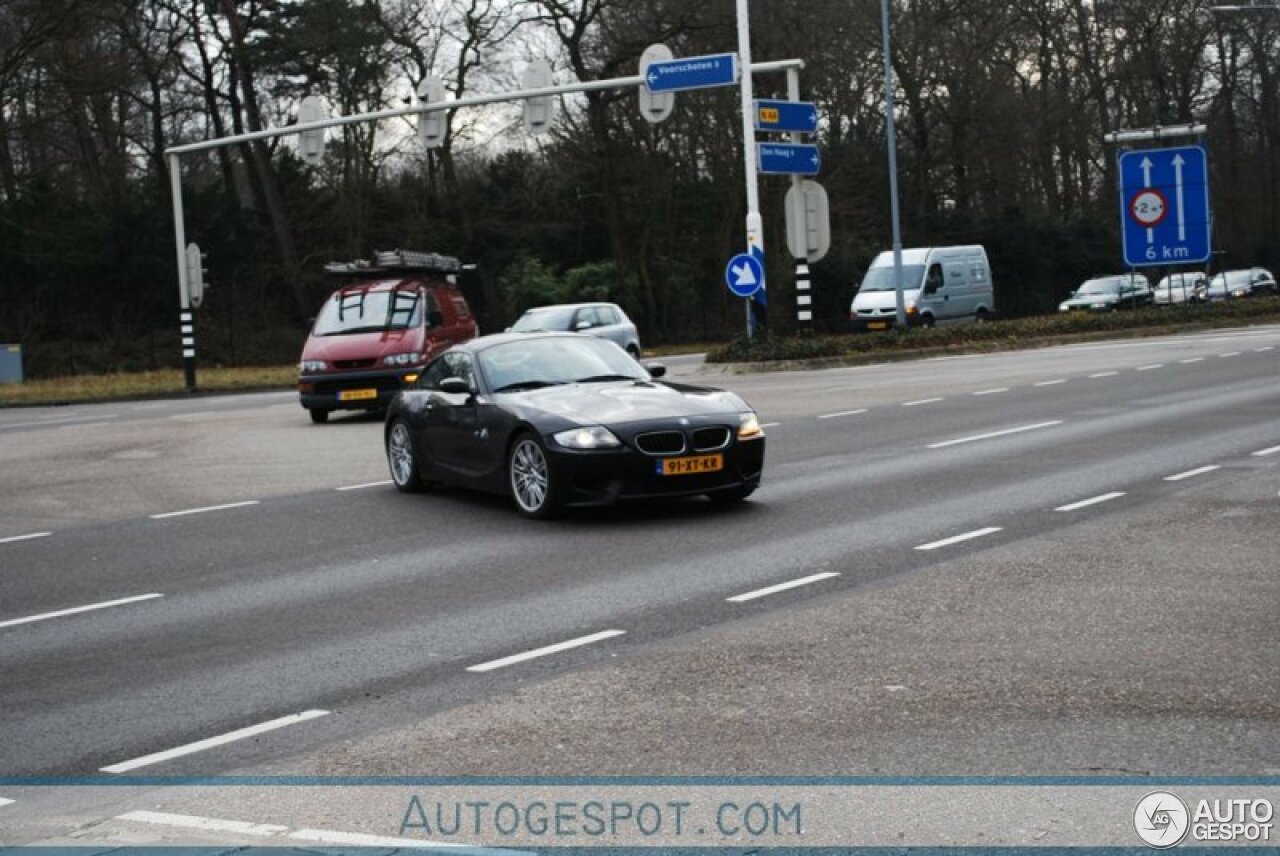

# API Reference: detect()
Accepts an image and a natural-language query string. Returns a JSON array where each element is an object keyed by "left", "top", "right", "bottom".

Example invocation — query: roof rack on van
[{"left": 323, "top": 249, "right": 462, "bottom": 275}]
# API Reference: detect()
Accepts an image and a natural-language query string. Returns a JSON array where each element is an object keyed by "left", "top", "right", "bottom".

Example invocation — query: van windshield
[
  {"left": 859, "top": 264, "right": 925, "bottom": 292},
  {"left": 313, "top": 287, "right": 422, "bottom": 336}
]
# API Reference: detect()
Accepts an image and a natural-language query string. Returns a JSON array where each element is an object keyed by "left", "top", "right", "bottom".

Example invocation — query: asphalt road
[{"left": 1, "top": 326, "right": 1278, "bottom": 840}]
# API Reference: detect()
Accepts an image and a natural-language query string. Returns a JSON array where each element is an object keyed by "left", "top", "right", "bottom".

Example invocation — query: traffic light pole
[{"left": 168, "top": 153, "right": 196, "bottom": 391}]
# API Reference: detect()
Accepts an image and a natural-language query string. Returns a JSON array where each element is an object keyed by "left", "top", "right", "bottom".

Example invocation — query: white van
[{"left": 849, "top": 245, "right": 994, "bottom": 330}]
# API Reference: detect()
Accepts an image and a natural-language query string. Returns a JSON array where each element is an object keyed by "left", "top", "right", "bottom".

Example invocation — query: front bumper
[
  {"left": 547, "top": 436, "right": 766, "bottom": 508},
  {"left": 298, "top": 367, "right": 420, "bottom": 412}
]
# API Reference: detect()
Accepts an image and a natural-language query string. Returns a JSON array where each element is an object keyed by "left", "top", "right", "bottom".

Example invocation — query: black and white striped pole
[{"left": 787, "top": 69, "right": 812, "bottom": 331}]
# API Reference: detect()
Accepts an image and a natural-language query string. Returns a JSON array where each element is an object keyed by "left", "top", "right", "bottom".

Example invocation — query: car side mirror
[
  {"left": 439, "top": 377, "right": 470, "bottom": 395},
  {"left": 644, "top": 361, "right": 667, "bottom": 379},
  {"left": 574, "top": 320, "right": 593, "bottom": 331},
  {"left": 426, "top": 310, "right": 445, "bottom": 328}
]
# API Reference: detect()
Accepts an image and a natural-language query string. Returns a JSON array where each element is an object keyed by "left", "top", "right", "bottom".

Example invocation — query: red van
[{"left": 297, "top": 250, "right": 479, "bottom": 423}]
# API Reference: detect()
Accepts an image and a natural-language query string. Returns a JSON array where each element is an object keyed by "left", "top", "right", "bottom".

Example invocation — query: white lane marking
[
  {"left": 915, "top": 527, "right": 1003, "bottom": 552},
  {"left": 0, "top": 531, "right": 52, "bottom": 545},
  {"left": 1034, "top": 379, "right": 1067, "bottom": 387},
  {"left": 466, "top": 630, "right": 625, "bottom": 673},
  {"left": 336, "top": 480, "right": 392, "bottom": 492},
  {"left": 118, "top": 811, "right": 287, "bottom": 837},
  {"left": 902, "top": 397, "right": 944, "bottom": 406},
  {"left": 1220, "top": 352, "right": 1241, "bottom": 358},
  {"left": 1252, "top": 445, "right": 1280, "bottom": 457},
  {"left": 0, "top": 414, "right": 118, "bottom": 430},
  {"left": 132, "top": 403, "right": 170, "bottom": 411},
  {"left": 817, "top": 408, "right": 868, "bottom": 420},
  {"left": 289, "top": 829, "right": 468, "bottom": 849},
  {"left": 100, "top": 709, "right": 330, "bottom": 773},
  {"left": 0, "top": 593, "right": 163, "bottom": 630},
  {"left": 150, "top": 500, "right": 260, "bottom": 519},
  {"left": 1055, "top": 492, "right": 1126, "bottom": 512},
  {"left": 1164, "top": 465, "right": 1221, "bottom": 482},
  {"left": 61, "top": 421, "right": 113, "bottom": 430},
  {"left": 1136, "top": 364, "right": 1164, "bottom": 371},
  {"left": 1089, "top": 371, "right": 1119, "bottom": 378},
  {"left": 927, "top": 420, "right": 1063, "bottom": 449},
  {"left": 1257, "top": 346, "right": 1275, "bottom": 353},
  {"left": 1179, "top": 357, "right": 1204, "bottom": 364},
  {"left": 972, "top": 387, "right": 1008, "bottom": 396},
  {"left": 727, "top": 572, "right": 841, "bottom": 603},
  {"left": 759, "top": 422, "right": 780, "bottom": 429},
  {"left": 0, "top": 797, "right": 14, "bottom": 808}
]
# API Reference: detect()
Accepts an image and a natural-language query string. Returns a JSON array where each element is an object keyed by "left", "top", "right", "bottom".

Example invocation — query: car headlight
[
  {"left": 1092, "top": 303, "right": 1108, "bottom": 309},
  {"left": 382, "top": 352, "right": 423, "bottom": 367},
  {"left": 553, "top": 426, "right": 621, "bottom": 449},
  {"left": 738, "top": 412, "right": 763, "bottom": 440},
  {"left": 299, "top": 359, "right": 327, "bottom": 372},
  {"left": 1232, "top": 288, "right": 1247, "bottom": 298},
  {"left": 1058, "top": 303, "right": 1069, "bottom": 312}
]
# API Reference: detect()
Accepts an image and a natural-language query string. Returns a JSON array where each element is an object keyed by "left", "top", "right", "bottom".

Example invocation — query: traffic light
[
  {"left": 186, "top": 242, "right": 209, "bottom": 308},
  {"left": 417, "top": 75, "right": 447, "bottom": 149},
  {"left": 297, "top": 95, "right": 328, "bottom": 166}
]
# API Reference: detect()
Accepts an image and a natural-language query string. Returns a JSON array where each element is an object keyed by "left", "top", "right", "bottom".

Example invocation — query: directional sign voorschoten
[
  {"left": 1119, "top": 144, "right": 1211, "bottom": 267},
  {"left": 643, "top": 53, "right": 738, "bottom": 94},
  {"left": 758, "top": 142, "right": 821, "bottom": 176},
  {"left": 754, "top": 99, "right": 819, "bottom": 134}
]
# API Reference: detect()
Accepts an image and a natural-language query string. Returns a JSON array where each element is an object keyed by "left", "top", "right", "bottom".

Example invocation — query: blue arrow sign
[
  {"left": 725, "top": 252, "right": 764, "bottom": 298},
  {"left": 644, "top": 53, "right": 738, "bottom": 94},
  {"left": 758, "top": 142, "right": 821, "bottom": 176},
  {"left": 754, "top": 99, "right": 819, "bottom": 134},
  {"left": 1119, "top": 144, "right": 1211, "bottom": 267}
]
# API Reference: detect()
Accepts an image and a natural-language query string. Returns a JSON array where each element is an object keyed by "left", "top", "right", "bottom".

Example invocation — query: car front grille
[
  {"left": 334, "top": 358, "right": 378, "bottom": 369},
  {"left": 691, "top": 426, "right": 731, "bottom": 451},
  {"left": 634, "top": 431, "right": 686, "bottom": 456},
  {"left": 314, "top": 377, "right": 401, "bottom": 396}
]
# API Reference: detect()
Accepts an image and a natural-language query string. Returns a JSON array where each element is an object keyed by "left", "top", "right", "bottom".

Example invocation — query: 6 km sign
[{"left": 1119, "top": 144, "right": 1211, "bottom": 267}]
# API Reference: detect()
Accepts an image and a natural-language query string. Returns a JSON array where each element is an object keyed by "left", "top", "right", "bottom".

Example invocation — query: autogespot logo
[{"left": 1134, "top": 791, "right": 1190, "bottom": 848}]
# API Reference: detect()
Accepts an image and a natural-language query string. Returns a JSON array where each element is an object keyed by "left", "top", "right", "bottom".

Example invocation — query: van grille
[
  {"left": 634, "top": 431, "right": 685, "bottom": 456},
  {"left": 334, "top": 358, "right": 377, "bottom": 369},
  {"left": 691, "top": 427, "right": 731, "bottom": 451}
]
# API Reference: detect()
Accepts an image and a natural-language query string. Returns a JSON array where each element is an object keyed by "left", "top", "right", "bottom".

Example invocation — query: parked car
[
  {"left": 1154, "top": 271, "right": 1208, "bottom": 305},
  {"left": 508, "top": 302, "right": 641, "bottom": 357},
  {"left": 1203, "top": 268, "right": 1278, "bottom": 301},
  {"left": 297, "top": 250, "right": 479, "bottom": 424},
  {"left": 383, "top": 332, "right": 765, "bottom": 518},
  {"left": 1058, "top": 274, "right": 1153, "bottom": 312},
  {"left": 849, "top": 245, "right": 994, "bottom": 330}
]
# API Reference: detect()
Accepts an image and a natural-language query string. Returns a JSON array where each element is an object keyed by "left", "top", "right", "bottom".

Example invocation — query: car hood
[
  {"left": 301, "top": 328, "right": 422, "bottom": 361},
  {"left": 852, "top": 289, "right": 920, "bottom": 311},
  {"left": 498, "top": 381, "right": 746, "bottom": 427},
  {"left": 1061, "top": 293, "right": 1118, "bottom": 307}
]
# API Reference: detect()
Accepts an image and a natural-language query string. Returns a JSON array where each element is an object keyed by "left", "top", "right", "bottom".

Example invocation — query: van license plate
[
  {"left": 658, "top": 454, "right": 724, "bottom": 476},
  {"left": 338, "top": 388, "right": 378, "bottom": 402},
  {"left": 867, "top": 321, "right": 888, "bottom": 330}
]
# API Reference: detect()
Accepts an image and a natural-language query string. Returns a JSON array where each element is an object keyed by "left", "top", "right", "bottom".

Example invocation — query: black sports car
[{"left": 383, "top": 332, "right": 766, "bottom": 517}]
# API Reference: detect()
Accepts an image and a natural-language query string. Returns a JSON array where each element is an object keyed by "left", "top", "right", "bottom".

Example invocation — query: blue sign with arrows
[
  {"left": 1118, "top": 144, "right": 1211, "bottom": 267},
  {"left": 758, "top": 143, "right": 820, "bottom": 176},
  {"left": 725, "top": 252, "right": 764, "bottom": 298},
  {"left": 644, "top": 53, "right": 738, "bottom": 94},
  {"left": 754, "top": 99, "right": 819, "bottom": 134}
]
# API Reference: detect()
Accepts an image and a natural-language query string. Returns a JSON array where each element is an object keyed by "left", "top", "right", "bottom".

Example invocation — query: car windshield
[
  {"left": 1210, "top": 271, "right": 1252, "bottom": 287},
  {"left": 858, "top": 264, "right": 925, "bottom": 292},
  {"left": 1157, "top": 275, "right": 1198, "bottom": 291},
  {"left": 1076, "top": 278, "right": 1123, "bottom": 296},
  {"left": 479, "top": 337, "right": 647, "bottom": 392},
  {"left": 312, "top": 286, "right": 421, "bottom": 335},
  {"left": 510, "top": 306, "right": 577, "bottom": 332}
]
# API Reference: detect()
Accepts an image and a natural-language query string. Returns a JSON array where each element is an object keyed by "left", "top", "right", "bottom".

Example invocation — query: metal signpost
[{"left": 1118, "top": 144, "right": 1211, "bottom": 267}]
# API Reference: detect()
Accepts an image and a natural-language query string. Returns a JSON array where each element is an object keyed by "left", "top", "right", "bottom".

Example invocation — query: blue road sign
[
  {"left": 758, "top": 143, "right": 821, "bottom": 176},
  {"left": 754, "top": 99, "right": 819, "bottom": 134},
  {"left": 1119, "top": 144, "right": 1211, "bottom": 267},
  {"left": 644, "top": 53, "right": 738, "bottom": 94},
  {"left": 726, "top": 252, "right": 764, "bottom": 298}
]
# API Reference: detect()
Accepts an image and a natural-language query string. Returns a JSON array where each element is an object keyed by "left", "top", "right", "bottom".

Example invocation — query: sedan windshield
[
  {"left": 1210, "top": 271, "right": 1253, "bottom": 288},
  {"left": 480, "top": 337, "right": 647, "bottom": 392},
  {"left": 859, "top": 264, "right": 925, "bottom": 292},
  {"left": 313, "top": 286, "right": 421, "bottom": 336},
  {"left": 510, "top": 306, "right": 576, "bottom": 332},
  {"left": 1076, "top": 278, "right": 1123, "bottom": 296}
]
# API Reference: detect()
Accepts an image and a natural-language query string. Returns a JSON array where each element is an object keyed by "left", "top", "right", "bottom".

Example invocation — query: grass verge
[{"left": 0, "top": 365, "right": 296, "bottom": 407}]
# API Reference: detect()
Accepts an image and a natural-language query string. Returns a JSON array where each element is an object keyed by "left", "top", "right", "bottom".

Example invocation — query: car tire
[
  {"left": 920, "top": 314, "right": 936, "bottom": 329},
  {"left": 508, "top": 432, "right": 559, "bottom": 519},
  {"left": 386, "top": 419, "right": 423, "bottom": 492},
  {"left": 974, "top": 308, "right": 991, "bottom": 323},
  {"left": 708, "top": 485, "right": 756, "bottom": 505}
]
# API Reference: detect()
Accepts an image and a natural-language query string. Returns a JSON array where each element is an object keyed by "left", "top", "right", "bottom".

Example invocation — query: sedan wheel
[
  {"left": 509, "top": 434, "right": 557, "bottom": 518},
  {"left": 386, "top": 420, "right": 422, "bottom": 492}
]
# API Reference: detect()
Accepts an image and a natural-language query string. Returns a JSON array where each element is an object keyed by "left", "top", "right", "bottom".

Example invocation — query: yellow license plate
[
  {"left": 658, "top": 454, "right": 724, "bottom": 476},
  {"left": 338, "top": 388, "right": 378, "bottom": 402},
  {"left": 867, "top": 321, "right": 888, "bottom": 330}
]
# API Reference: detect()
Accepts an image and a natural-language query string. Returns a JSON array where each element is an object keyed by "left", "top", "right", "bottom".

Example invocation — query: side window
[
  {"left": 604, "top": 306, "right": 623, "bottom": 325},
  {"left": 418, "top": 357, "right": 452, "bottom": 390},
  {"left": 925, "top": 264, "right": 944, "bottom": 292},
  {"left": 422, "top": 290, "right": 440, "bottom": 326},
  {"left": 971, "top": 263, "right": 987, "bottom": 283},
  {"left": 575, "top": 307, "right": 601, "bottom": 328},
  {"left": 451, "top": 295, "right": 471, "bottom": 319},
  {"left": 443, "top": 353, "right": 475, "bottom": 389}
]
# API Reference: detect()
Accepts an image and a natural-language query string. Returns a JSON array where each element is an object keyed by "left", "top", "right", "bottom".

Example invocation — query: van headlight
[
  {"left": 737, "top": 412, "right": 763, "bottom": 440},
  {"left": 553, "top": 426, "right": 621, "bottom": 449},
  {"left": 299, "top": 360, "right": 327, "bottom": 372},
  {"left": 382, "top": 352, "right": 423, "bottom": 366}
]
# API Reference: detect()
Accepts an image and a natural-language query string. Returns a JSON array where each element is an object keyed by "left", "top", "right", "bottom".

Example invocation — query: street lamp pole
[
  {"left": 736, "top": 0, "right": 764, "bottom": 339},
  {"left": 879, "top": 0, "right": 907, "bottom": 331}
]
